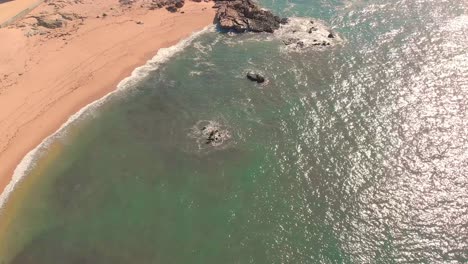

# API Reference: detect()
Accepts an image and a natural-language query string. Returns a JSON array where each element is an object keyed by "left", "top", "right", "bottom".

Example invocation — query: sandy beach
[
  {"left": 0, "top": 0, "right": 215, "bottom": 196},
  {"left": 0, "top": 0, "right": 42, "bottom": 27}
]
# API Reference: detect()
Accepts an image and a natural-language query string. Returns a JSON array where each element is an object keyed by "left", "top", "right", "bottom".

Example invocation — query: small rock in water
[
  {"left": 190, "top": 120, "right": 231, "bottom": 148},
  {"left": 246, "top": 72, "right": 265, "bottom": 83},
  {"left": 206, "top": 130, "right": 222, "bottom": 144}
]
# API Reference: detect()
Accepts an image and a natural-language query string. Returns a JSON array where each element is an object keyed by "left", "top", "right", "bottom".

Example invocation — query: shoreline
[
  {"left": 0, "top": 25, "right": 215, "bottom": 209},
  {"left": 0, "top": 0, "right": 216, "bottom": 204}
]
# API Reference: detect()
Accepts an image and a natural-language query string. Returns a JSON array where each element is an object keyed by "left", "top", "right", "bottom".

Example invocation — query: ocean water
[{"left": 0, "top": 0, "right": 467, "bottom": 263}]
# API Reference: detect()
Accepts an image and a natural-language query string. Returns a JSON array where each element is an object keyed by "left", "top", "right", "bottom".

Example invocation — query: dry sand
[
  {"left": 0, "top": 0, "right": 216, "bottom": 195},
  {"left": 0, "top": 0, "right": 42, "bottom": 26}
]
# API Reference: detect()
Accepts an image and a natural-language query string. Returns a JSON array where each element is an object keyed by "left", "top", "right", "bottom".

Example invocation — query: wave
[
  {"left": 274, "top": 17, "right": 343, "bottom": 52},
  {"left": 0, "top": 25, "right": 216, "bottom": 210}
]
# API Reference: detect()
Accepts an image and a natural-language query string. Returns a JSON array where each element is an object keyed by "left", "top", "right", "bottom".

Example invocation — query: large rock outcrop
[{"left": 214, "top": 0, "right": 284, "bottom": 33}]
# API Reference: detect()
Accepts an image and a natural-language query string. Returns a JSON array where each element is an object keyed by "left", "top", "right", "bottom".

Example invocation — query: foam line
[{"left": 0, "top": 25, "right": 215, "bottom": 209}]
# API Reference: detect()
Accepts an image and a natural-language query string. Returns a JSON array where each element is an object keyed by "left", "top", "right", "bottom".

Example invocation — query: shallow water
[{"left": 0, "top": 0, "right": 467, "bottom": 263}]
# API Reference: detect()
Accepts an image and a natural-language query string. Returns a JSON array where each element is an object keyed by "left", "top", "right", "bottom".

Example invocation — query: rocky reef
[
  {"left": 274, "top": 18, "right": 342, "bottom": 51},
  {"left": 190, "top": 120, "right": 231, "bottom": 149},
  {"left": 212, "top": 0, "right": 341, "bottom": 51},
  {"left": 214, "top": 0, "right": 285, "bottom": 33}
]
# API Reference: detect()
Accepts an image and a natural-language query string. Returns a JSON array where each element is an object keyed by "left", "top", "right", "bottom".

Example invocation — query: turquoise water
[{"left": 1, "top": 0, "right": 467, "bottom": 263}]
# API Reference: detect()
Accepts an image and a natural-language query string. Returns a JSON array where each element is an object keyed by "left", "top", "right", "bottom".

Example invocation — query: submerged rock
[
  {"left": 206, "top": 129, "right": 223, "bottom": 144},
  {"left": 214, "top": 0, "right": 284, "bottom": 33},
  {"left": 246, "top": 72, "right": 265, "bottom": 83},
  {"left": 190, "top": 121, "right": 231, "bottom": 148}
]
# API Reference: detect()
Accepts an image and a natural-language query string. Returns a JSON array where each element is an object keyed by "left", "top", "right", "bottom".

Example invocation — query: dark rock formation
[
  {"left": 206, "top": 129, "right": 222, "bottom": 144},
  {"left": 149, "top": 0, "right": 182, "bottom": 10},
  {"left": 166, "top": 5, "right": 178, "bottom": 12},
  {"left": 214, "top": 0, "right": 284, "bottom": 33},
  {"left": 191, "top": 121, "right": 231, "bottom": 147},
  {"left": 36, "top": 17, "right": 64, "bottom": 29},
  {"left": 175, "top": 0, "right": 185, "bottom": 8},
  {"left": 203, "top": 126, "right": 230, "bottom": 145},
  {"left": 246, "top": 72, "right": 265, "bottom": 83}
]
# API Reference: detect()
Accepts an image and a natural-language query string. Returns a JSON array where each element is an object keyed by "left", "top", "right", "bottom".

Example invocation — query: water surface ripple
[{"left": 0, "top": 0, "right": 467, "bottom": 263}]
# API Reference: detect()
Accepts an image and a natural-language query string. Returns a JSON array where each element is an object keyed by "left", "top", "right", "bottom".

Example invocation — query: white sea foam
[
  {"left": 0, "top": 25, "right": 216, "bottom": 210},
  {"left": 274, "top": 17, "right": 343, "bottom": 52},
  {"left": 188, "top": 120, "right": 232, "bottom": 151},
  {"left": 189, "top": 71, "right": 204, "bottom": 76}
]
